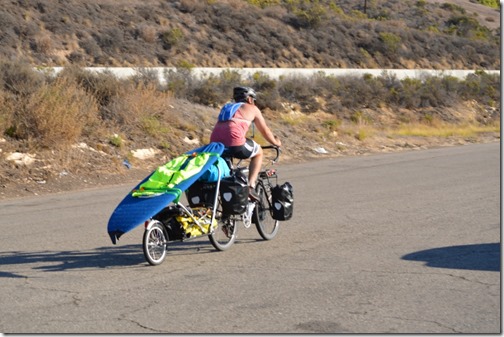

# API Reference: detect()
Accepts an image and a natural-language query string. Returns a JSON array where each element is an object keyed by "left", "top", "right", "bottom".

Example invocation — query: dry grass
[
  {"left": 279, "top": 111, "right": 310, "bottom": 126},
  {"left": 17, "top": 77, "right": 99, "bottom": 149},
  {"left": 107, "top": 83, "right": 180, "bottom": 148},
  {"left": 391, "top": 122, "right": 500, "bottom": 138},
  {"left": 0, "top": 90, "right": 15, "bottom": 133}
]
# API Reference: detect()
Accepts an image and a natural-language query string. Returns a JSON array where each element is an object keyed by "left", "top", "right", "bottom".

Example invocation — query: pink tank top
[{"left": 210, "top": 109, "right": 252, "bottom": 147}]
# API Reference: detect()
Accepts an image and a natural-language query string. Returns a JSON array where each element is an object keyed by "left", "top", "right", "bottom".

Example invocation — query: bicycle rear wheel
[
  {"left": 143, "top": 220, "right": 168, "bottom": 265},
  {"left": 253, "top": 181, "right": 279, "bottom": 240},
  {"left": 209, "top": 216, "right": 237, "bottom": 251}
]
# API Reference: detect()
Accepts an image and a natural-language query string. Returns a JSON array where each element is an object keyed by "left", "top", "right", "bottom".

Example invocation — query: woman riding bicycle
[{"left": 210, "top": 86, "right": 282, "bottom": 200}]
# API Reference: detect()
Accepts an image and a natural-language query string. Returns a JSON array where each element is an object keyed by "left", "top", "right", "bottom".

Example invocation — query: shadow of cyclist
[
  {"left": 0, "top": 237, "right": 265, "bottom": 276},
  {"left": 402, "top": 242, "right": 500, "bottom": 272}
]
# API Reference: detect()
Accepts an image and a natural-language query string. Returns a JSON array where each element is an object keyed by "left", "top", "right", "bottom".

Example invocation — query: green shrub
[
  {"left": 475, "top": 0, "right": 499, "bottom": 8},
  {"left": 350, "top": 110, "right": 371, "bottom": 125},
  {"left": 356, "top": 128, "right": 368, "bottom": 141},
  {"left": 444, "top": 16, "right": 492, "bottom": 40},
  {"left": 328, "top": 2, "right": 344, "bottom": 15},
  {"left": 284, "top": 0, "right": 328, "bottom": 28},
  {"left": 379, "top": 32, "right": 401, "bottom": 54},
  {"left": 109, "top": 134, "right": 123, "bottom": 147},
  {"left": 141, "top": 116, "right": 170, "bottom": 137},
  {"left": 160, "top": 27, "right": 184, "bottom": 49},
  {"left": 322, "top": 119, "right": 341, "bottom": 131},
  {"left": 247, "top": 0, "right": 281, "bottom": 8},
  {"left": 416, "top": 0, "right": 427, "bottom": 7},
  {"left": 398, "top": 78, "right": 422, "bottom": 108}
]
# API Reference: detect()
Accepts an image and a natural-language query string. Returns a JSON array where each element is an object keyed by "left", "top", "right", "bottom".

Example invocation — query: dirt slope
[
  {"left": 0, "top": 97, "right": 499, "bottom": 201},
  {"left": 425, "top": 0, "right": 500, "bottom": 30}
]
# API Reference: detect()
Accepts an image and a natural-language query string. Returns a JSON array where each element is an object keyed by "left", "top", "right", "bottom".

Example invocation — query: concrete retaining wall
[{"left": 42, "top": 67, "right": 500, "bottom": 83}]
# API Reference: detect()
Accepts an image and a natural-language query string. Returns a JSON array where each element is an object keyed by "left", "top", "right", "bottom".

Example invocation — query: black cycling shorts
[{"left": 223, "top": 138, "right": 260, "bottom": 159}]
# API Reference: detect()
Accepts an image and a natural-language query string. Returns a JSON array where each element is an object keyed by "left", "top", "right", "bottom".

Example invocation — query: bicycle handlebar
[{"left": 261, "top": 145, "right": 281, "bottom": 164}]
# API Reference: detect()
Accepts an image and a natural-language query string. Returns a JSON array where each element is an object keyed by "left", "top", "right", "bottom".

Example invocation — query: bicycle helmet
[{"left": 233, "top": 86, "right": 256, "bottom": 103}]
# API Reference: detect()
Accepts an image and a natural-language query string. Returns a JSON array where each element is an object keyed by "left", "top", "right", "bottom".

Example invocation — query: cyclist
[{"left": 210, "top": 86, "right": 282, "bottom": 200}]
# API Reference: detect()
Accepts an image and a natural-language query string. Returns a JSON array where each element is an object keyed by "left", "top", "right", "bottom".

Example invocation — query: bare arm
[{"left": 252, "top": 107, "right": 282, "bottom": 147}]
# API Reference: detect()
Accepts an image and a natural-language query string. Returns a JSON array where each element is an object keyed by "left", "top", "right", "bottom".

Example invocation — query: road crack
[
  {"left": 382, "top": 315, "right": 462, "bottom": 333},
  {"left": 119, "top": 318, "right": 168, "bottom": 333},
  {"left": 361, "top": 269, "right": 497, "bottom": 286}
]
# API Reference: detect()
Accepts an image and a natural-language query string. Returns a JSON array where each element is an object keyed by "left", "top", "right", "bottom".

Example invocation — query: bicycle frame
[{"left": 142, "top": 145, "right": 281, "bottom": 265}]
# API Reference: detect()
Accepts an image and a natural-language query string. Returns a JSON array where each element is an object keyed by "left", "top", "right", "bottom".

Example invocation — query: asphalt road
[{"left": 0, "top": 142, "right": 500, "bottom": 333}]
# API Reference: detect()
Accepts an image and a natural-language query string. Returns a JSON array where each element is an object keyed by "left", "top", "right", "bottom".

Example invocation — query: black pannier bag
[
  {"left": 219, "top": 169, "right": 248, "bottom": 215},
  {"left": 186, "top": 181, "right": 217, "bottom": 207},
  {"left": 271, "top": 182, "right": 294, "bottom": 221},
  {"left": 153, "top": 206, "right": 185, "bottom": 240}
]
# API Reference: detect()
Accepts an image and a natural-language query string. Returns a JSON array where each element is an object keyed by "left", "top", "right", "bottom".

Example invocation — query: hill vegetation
[
  {"left": 0, "top": 0, "right": 500, "bottom": 199},
  {"left": 0, "top": 0, "right": 500, "bottom": 69}
]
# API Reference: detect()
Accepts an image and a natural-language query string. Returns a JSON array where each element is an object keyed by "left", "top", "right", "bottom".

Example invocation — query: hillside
[
  {"left": 0, "top": 0, "right": 500, "bottom": 69},
  {"left": 0, "top": 0, "right": 500, "bottom": 200}
]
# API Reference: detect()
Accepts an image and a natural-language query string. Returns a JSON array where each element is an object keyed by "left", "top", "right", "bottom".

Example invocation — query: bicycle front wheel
[
  {"left": 253, "top": 181, "right": 279, "bottom": 240},
  {"left": 209, "top": 216, "right": 237, "bottom": 251}
]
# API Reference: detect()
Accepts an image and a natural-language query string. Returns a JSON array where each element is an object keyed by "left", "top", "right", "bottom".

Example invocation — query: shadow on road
[
  {"left": 0, "top": 244, "right": 147, "bottom": 275},
  {"left": 0, "top": 238, "right": 262, "bottom": 277},
  {"left": 402, "top": 242, "right": 500, "bottom": 272}
]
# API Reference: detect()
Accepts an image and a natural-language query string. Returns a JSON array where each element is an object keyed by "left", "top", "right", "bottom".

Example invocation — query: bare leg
[{"left": 248, "top": 147, "right": 263, "bottom": 188}]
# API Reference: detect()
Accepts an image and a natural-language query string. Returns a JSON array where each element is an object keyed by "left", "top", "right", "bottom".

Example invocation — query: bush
[
  {"left": 191, "top": 75, "right": 221, "bottom": 107},
  {"left": 215, "top": 69, "right": 243, "bottom": 102},
  {"left": 397, "top": 78, "right": 422, "bottom": 109},
  {"left": 440, "top": 3, "right": 466, "bottom": 13},
  {"left": 420, "top": 75, "right": 460, "bottom": 107},
  {"left": 0, "top": 60, "right": 45, "bottom": 96},
  {"left": 15, "top": 77, "right": 99, "bottom": 148},
  {"left": 247, "top": 0, "right": 281, "bottom": 8},
  {"left": 138, "top": 24, "right": 158, "bottom": 43},
  {"left": 277, "top": 74, "right": 317, "bottom": 112},
  {"left": 2, "top": 64, "right": 498, "bottom": 151},
  {"left": 57, "top": 66, "right": 123, "bottom": 120},
  {"left": 378, "top": 32, "right": 402, "bottom": 55},
  {"left": 132, "top": 67, "right": 162, "bottom": 87},
  {"left": 284, "top": 0, "right": 328, "bottom": 28},
  {"left": 160, "top": 28, "right": 184, "bottom": 49},
  {"left": 444, "top": 16, "right": 492, "bottom": 40},
  {"left": 251, "top": 72, "right": 282, "bottom": 110},
  {"left": 94, "top": 27, "right": 124, "bottom": 52},
  {"left": 475, "top": 0, "right": 499, "bottom": 8},
  {"left": 165, "top": 62, "right": 196, "bottom": 99},
  {"left": 107, "top": 83, "right": 174, "bottom": 133},
  {"left": 459, "top": 71, "right": 499, "bottom": 106},
  {"left": 334, "top": 76, "right": 371, "bottom": 109},
  {"left": 0, "top": 89, "right": 15, "bottom": 136}
]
